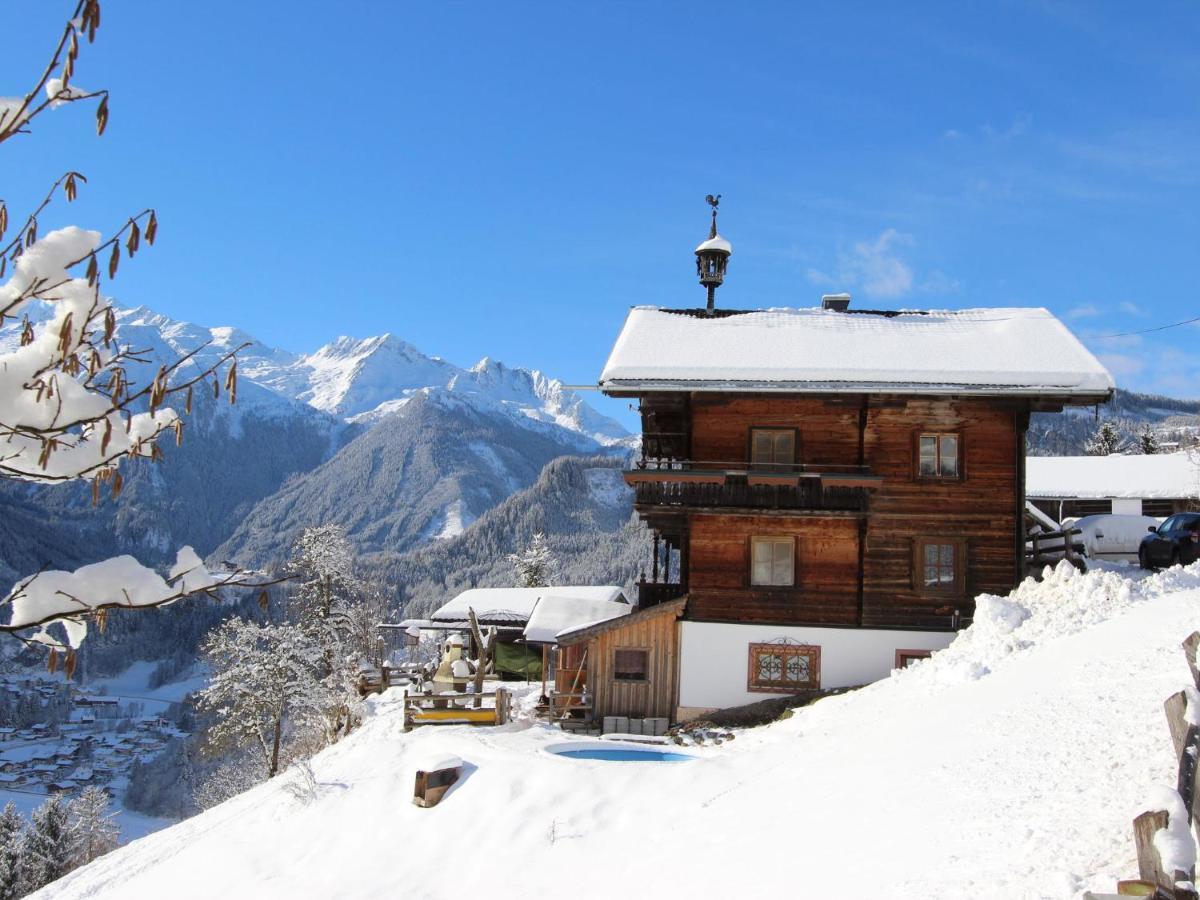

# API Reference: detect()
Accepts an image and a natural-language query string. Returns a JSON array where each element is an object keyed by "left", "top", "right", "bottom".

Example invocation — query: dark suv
[{"left": 1139, "top": 512, "right": 1200, "bottom": 570}]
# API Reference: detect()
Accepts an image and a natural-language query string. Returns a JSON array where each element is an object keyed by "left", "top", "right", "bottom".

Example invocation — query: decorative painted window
[
  {"left": 912, "top": 537, "right": 966, "bottom": 594},
  {"left": 895, "top": 649, "right": 932, "bottom": 669},
  {"left": 750, "top": 536, "right": 795, "bottom": 586},
  {"left": 748, "top": 643, "right": 820, "bottom": 693},
  {"left": 917, "top": 432, "right": 960, "bottom": 478},
  {"left": 750, "top": 428, "right": 796, "bottom": 468},
  {"left": 612, "top": 649, "right": 649, "bottom": 682}
]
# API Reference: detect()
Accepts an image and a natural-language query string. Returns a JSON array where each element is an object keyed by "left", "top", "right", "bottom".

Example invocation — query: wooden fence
[
  {"left": 1025, "top": 527, "right": 1086, "bottom": 576},
  {"left": 403, "top": 688, "right": 511, "bottom": 730},
  {"left": 1092, "top": 633, "right": 1200, "bottom": 899}
]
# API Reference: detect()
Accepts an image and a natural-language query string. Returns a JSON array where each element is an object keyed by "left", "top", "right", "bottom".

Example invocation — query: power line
[{"left": 1091, "top": 315, "right": 1200, "bottom": 339}]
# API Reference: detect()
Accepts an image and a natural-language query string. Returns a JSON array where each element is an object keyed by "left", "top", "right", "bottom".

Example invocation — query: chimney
[{"left": 821, "top": 293, "right": 851, "bottom": 312}]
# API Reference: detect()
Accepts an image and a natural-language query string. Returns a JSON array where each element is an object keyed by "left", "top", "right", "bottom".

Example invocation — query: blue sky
[{"left": 4, "top": 2, "right": 1199, "bottom": 429}]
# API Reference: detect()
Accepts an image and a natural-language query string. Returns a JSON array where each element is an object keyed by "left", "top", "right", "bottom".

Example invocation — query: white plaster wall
[
  {"left": 678, "top": 622, "right": 956, "bottom": 711},
  {"left": 1111, "top": 497, "right": 1143, "bottom": 516}
]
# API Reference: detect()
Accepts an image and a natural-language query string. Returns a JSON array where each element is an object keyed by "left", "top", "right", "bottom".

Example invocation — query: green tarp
[{"left": 495, "top": 642, "right": 542, "bottom": 680}]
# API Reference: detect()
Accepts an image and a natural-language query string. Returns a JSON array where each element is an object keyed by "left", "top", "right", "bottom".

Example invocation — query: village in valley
[{"left": 2, "top": 3, "right": 1200, "bottom": 899}]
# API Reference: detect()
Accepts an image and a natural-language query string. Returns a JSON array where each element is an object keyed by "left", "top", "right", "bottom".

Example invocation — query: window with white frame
[{"left": 751, "top": 536, "right": 795, "bottom": 586}]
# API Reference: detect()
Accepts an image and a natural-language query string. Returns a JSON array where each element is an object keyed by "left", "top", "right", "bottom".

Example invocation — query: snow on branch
[
  {"left": 0, "top": 2, "right": 262, "bottom": 645},
  {"left": 0, "top": 548, "right": 279, "bottom": 652},
  {"left": 0, "top": 1, "right": 108, "bottom": 146}
]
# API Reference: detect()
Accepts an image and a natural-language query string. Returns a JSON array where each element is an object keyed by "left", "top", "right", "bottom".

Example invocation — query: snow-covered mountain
[
  {"left": 107, "top": 306, "right": 630, "bottom": 448},
  {"left": 0, "top": 304, "right": 632, "bottom": 586}
]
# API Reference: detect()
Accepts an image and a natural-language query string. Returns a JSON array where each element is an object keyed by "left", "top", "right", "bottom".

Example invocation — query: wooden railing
[
  {"left": 1025, "top": 527, "right": 1086, "bottom": 575},
  {"left": 628, "top": 476, "right": 869, "bottom": 513},
  {"left": 637, "top": 581, "right": 685, "bottom": 608},
  {"left": 403, "top": 688, "right": 511, "bottom": 730},
  {"left": 1096, "top": 633, "right": 1200, "bottom": 899}
]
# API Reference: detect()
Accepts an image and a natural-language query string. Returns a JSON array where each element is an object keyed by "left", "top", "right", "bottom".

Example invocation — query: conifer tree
[
  {"left": 0, "top": 802, "right": 24, "bottom": 900},
  {"left": 1085, "top": 421, "right": 1123, "bottom": 456},
  {"left": 508, "top": 532, "right": 556, "bottom": 587},
  {"left": 19, "top": 794, "right": 72, "bottom": 895},
  {"left": 1138, "top": 424, "right": 1161, "bottom": 455}
]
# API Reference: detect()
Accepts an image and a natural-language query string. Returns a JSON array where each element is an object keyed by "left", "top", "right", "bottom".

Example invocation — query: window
[
  {"left": 913, "top": 538, "right": 966, "bottom": 594},
  {"left": 613, "top": 649, "right": 648, "bottom": 682},
  {"left": 895, "top": 649, "right": 931, "bottom": 669},
  {"left": 751, "top": 536, "right": 795, "bottom": 586},
  {"left": 918, "top": 433, "right": 959, "bottom": 478},
  {"left": 750, "top": 428, "right": 796, "bottom": 469},
  {"left": 748, "top": 643, "right": 820, "bottom": 693}
]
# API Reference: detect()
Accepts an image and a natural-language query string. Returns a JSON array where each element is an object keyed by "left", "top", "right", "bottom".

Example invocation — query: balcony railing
[
  {"left": 636, "top": 580, "right": 686, "bottom": 609},
  {"left": 624, "top": 462, "right": 877, "bottom": 514}
]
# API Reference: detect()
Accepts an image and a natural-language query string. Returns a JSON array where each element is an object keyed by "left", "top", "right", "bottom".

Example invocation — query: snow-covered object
[
  {"left": 695, "top": 234, "right": 732, "bottom": 254},
  {"left": 431, "top": 586, "right": 626, "bottom": 626},
  {"left": 1027, "top": 451, "right": 1200, "bottom": 500},
  {"left": 599, "top": 306, "right": 1114, "bottom": 396},
  {"left": 41, "top": 561, "right": 1200, "bottom": 899},
  {"left": 0, "top": 229, "right": 180, "bottom": 481},
  {"left": 450, "top": 660, "right": 471, "bottom": 679},
  {"left": 522, "top": 594, "right": 631, "bottom": 644},
  {"left": 1067, "top": 514, "right": 1162, "bottom": 560},
  {"left": 1147, "top": 785, "right": 1197, "bottom": 880},
  {"left": 2, "top": 547, "right": 227, "bottom": 648},
  {"left": 412, "top": 753, "right": 462, "bottom": 773}
]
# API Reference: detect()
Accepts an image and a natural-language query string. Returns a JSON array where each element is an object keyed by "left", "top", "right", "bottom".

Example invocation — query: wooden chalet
[{"left": 584, "top": 198, "right": 1114, "bottom": 722}]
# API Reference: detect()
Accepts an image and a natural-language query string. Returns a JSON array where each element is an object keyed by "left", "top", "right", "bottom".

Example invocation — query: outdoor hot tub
[{"left": 544, "top": 741, "right": 694, "bottom": 763}]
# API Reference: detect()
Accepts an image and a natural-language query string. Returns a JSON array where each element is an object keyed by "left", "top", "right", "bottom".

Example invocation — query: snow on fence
[
  {"left": 1092, "top": 633, "right": 1200, "bottom": 899},
  {"left": 403, "top": 688, "right": 511, "bottom": 730}
]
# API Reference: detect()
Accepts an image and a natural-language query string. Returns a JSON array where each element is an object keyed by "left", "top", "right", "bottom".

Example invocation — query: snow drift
[{"left": 39, "top": 562, "right": 1200, "bottom": 900}]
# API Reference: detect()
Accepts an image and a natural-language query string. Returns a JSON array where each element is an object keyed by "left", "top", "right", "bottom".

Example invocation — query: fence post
[{"left": 495, "top": 687, "right": 509, "bottom": 726}]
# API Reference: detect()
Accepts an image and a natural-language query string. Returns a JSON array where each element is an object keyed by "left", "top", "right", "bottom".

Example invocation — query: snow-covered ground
[
  {"left": 39, "top": 562, "right": 1200, "bottom": 900},
  {"left": 87, "top": 661, "right": 207, "bottom": 715}
]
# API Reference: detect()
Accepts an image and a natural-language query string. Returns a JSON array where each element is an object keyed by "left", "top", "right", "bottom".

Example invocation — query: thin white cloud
[
  {"left": 850, "top": 230, "right": 914, "bottom": 299},
  {"left": 806, "top": 230, "right": 958, "bottom": 301},
  {"left": 1097, "top": 352, "right": 1145, "bottom": 377},
  {"left": 1067, "top": 304, "right": 1102, "bottom": 319},
  {"left": 1118, "top": 301, "right": 1144, "bottom": 316},
  {"left": 943, "top": 129, "right": 963, "bottom": 141}
]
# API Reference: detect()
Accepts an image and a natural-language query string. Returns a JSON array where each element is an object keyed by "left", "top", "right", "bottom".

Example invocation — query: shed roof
[
  {"left": 522, "top": 594, "right": 631, "bottom": 644},
  {"left": 557, "top": 597, "right": 687, "bottom": 646},
  {"left": 599, "top": 306, "right": 1113, "bottom": 399},
  {"left": 430, "top": 586, "right": 626, "bottom": 626},
  {"left": 1026, "top": 451, "right": 1200, "bottom": 500}
]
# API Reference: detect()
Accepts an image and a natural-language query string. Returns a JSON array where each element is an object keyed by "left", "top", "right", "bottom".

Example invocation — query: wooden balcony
[{"left": 624, "top": 464, "right": 877, "bottom": 515}]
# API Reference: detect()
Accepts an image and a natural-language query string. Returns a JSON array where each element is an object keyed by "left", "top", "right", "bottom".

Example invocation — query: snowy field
[{"left": 38, "top": 562, "right": 1200, "bottom": 900}]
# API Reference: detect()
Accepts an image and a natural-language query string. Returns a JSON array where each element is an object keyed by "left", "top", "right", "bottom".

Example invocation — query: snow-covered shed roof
[
  {"left": 1026, "top": 451, "right": 1200, "bottom": 500},
  {"left": 599, "top": 306, "right": 1114, "bottom": 398},
  {"left": 430, "top": 586, "right": 626, "bottom": 627},
  {"left": 522, "top": 594, "right": 631, "bottom": 644}
]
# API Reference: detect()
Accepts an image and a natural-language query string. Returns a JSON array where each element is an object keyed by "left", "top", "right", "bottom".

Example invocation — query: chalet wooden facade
[{"left": 582, "top": 211, "right": 1114, "bottom": 722}]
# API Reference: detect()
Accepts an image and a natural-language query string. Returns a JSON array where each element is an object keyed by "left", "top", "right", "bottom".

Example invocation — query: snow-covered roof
[
  {"left": 695, "top": 234, "right": 732, "bottom": 254},
  {"left": 430, "top": 586, "right": 626, "bottom": 626},
  {"left": 1026, "top": 451, "right": 1200, "bottom": 500},
  {"left": 522, "top": 594, "right": 631, "bottom": 644},
  {"left": 599, "top": 306, "right": 1114, "bottom": 397}
]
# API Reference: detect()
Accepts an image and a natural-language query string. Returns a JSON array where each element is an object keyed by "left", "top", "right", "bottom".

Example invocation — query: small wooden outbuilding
[{"left": 554, "top": 598, "right": 685, "bottom": 723}]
